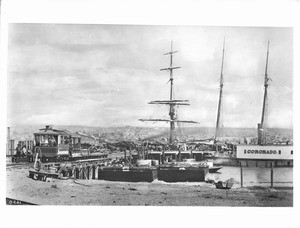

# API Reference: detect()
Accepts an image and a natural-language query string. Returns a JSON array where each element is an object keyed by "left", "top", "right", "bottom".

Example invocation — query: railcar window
[
  {"left": 41, "top": 135, "right": 49, "bottom": 146},
  {"left": 64, "top": 137, "right": 69, "bottom": 144},
  {"left": 35, "top": 135, "right": 41, "bottom": 146},
  {"left": 48, "top": 135, "right": 57, "bottom": 146}
]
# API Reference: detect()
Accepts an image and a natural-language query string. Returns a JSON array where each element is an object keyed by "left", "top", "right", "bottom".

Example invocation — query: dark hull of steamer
[
  {"left": 97, "top": 166, "right": 158, "bottom": 182},
  {"left": 158, "top": 166, "right": 209, "bottom": 182}
]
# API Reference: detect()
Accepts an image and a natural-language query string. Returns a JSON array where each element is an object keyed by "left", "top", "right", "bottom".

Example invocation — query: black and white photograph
[{"left": 1, "top": 0, "right": 299, "bottom": 228}]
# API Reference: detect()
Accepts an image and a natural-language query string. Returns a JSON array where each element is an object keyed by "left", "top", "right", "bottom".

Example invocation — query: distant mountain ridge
[{"left": 7, "top": 124, "right": 293, "bottom": 143}]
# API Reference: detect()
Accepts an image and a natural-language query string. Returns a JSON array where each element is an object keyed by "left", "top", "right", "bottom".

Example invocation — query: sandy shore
[{"left": 6, "top": 164, "right": 293, "bottom": 206}]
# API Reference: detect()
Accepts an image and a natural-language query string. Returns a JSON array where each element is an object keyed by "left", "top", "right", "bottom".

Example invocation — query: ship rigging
[
  {"left": 215, "top": 38, "right": 226, "bottom": 142},
  {"left": 258, "top": 41, "right": 271, "bottom": 145},
  {"left": 139, "top": 42, "right": 198, "bottom": 144}
]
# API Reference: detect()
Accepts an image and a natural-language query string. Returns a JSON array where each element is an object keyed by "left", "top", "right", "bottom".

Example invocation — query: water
[{"left": 207, "top": 166, "right": 293, "bottom": 187}]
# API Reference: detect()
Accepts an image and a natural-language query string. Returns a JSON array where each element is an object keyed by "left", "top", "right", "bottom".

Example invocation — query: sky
[{"left": 7, "top": 24, "right": 293, "bottom": 128}]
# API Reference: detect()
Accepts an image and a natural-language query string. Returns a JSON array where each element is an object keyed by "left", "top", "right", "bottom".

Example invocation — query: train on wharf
[{"left": 10, "top": 125, "right": 108, "bottom": 163}]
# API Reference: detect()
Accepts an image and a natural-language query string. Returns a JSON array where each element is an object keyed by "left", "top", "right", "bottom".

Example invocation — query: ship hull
[
  {"left": 158, "top": 166, "right": 208, "bottom": 182},
  {"left": 98, "top": 167, "right": 158, "bottom": 182},
  {"left": 209, "top": 166, "right": 222, "bottom": 173}
]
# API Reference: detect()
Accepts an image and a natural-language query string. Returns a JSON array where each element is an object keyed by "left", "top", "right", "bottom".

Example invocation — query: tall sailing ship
[
  {"left": 215, "top": 38, "right": 225, "bottom": 142},
  {"left": 139, "top": 42, "right": 209, "bottom": 181},
  {"left": 236, "top": 41, "right": 293, "bottom": 167},
  {"left": 139, "top": 41, "right": 198, "bottom": 144}
]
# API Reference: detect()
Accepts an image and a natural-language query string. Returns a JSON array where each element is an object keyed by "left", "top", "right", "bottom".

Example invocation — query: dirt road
[{"left": 6, "top": 165, "right": 292, "bottom": 206}]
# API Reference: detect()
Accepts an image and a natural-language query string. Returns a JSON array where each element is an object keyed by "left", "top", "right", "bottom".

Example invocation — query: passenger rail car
[{"left": 33, "top": 125, "right": 81, "bottom": 162}]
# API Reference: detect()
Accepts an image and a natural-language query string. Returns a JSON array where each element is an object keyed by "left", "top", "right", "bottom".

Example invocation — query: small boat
[
  {"left": 214, "top": 178, "right": 234, "bottom": 189},
  {"left": 209, "top": 166, "right": 223, "bottom": 173},
  {"left": 206, "top": 161, "right": 222, "bottom": 173},
  {"left": 29, "top": 169, "right": 59, "bottom": 181}
]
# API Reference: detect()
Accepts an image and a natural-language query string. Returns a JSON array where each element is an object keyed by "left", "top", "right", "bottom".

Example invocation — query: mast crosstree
[{"left": 139, "top": 42, "right": 198, "bottom": 144}]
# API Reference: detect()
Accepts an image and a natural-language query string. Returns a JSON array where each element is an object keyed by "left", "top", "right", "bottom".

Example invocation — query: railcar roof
[
  {"left": 34, "top": 126, "right": 81, "bottom": 138},
  {"left": 34, "top": 130, "right": 69, "bottom": 136}
]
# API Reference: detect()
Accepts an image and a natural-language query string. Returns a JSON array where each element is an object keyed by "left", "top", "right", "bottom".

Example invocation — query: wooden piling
[
  {"left": 71, "top": 166, "right": 75, "bottom": 178},
  {"left": 83, "top": 166, "right": 86, "bottom": 179},
  {"left": 146, "top": 142, "right": 149, "bottom": 159},
  {"left": 75, "top": 167, "right": 79, "bottom": 179},
  {"left": 96, "top": 165, "right": 99, "bottom": 179},
  {"left": 178, "top": 149, "right": 181, "bottom": 162},
  {"left": 87, "top": 166, "right": 90, "bottom": 179},
  {"left": 240, "top": 161, "right": 243, "bottom": 188},
  {"left": 68, "top": 168, "right": 72, "bottom": 178},
  {"left": 89, "top": 165, "right": 92, "bottom": 179},
  {"left": 271, "top": 161, "right": 274, "bottom": 188},
  {"left": 79, "top": 166, "right": 83, "bottom": 179},
  {"left": 97, "top": 167, "right": 101, "bottom": 180},
  {"left": 92, "top": 165, "right": 96, "bottom": 179},
  {"left": 162, "top": 145, "right": 165, "bottom": 164}
]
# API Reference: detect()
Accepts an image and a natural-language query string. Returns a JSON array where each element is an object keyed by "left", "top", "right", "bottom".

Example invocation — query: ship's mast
[
  {"left": 139, "top": 42, "right": 198, "bottom": 144},
  {"left": 215, "top": 38, "right": 225, "bottom": 141},
  {"left": 163, "top": 41, "right": 178, "bottom": 143},
  {"left": 258, "top": 41, "right": 270, "bottom": 145}
]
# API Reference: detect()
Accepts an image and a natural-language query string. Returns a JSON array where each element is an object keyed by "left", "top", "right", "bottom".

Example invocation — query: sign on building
[{"left": 236, "top": 145, "right": 293, "bottom": 160}]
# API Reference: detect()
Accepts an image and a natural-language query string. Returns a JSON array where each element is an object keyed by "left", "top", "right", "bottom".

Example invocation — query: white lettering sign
[{"left": 237, "top": 145, "right": 293, "bottom": 160}]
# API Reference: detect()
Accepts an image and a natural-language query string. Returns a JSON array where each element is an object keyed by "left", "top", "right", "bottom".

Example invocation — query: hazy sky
[{"left": 7, "top": 24, "right": 293, "bottom": 128}]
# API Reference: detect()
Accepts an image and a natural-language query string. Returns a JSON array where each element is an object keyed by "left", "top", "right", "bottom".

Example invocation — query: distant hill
[{"left": 7, "top": 124, "right": 293, "bottom": 143}]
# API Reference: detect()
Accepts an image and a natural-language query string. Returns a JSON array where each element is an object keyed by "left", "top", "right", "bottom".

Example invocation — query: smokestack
[
  {"left": 7, "top": 127, "right": 10, "bottom": 142},
  {"left": 7, "top": 127, "right": 10, "bottom": 155}
]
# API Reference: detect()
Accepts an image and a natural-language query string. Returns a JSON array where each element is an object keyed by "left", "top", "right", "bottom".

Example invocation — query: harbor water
[{"left": 207, "top": 166, "right": 293, "bottom": 187}]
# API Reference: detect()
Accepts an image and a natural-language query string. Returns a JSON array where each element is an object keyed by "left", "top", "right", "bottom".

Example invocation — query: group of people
[
  {"left": 15, "top": 144, "right": 28, "bottom": 158},
  {"left": 35, "top": 135, "right": 57, "bottom": 146}
]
